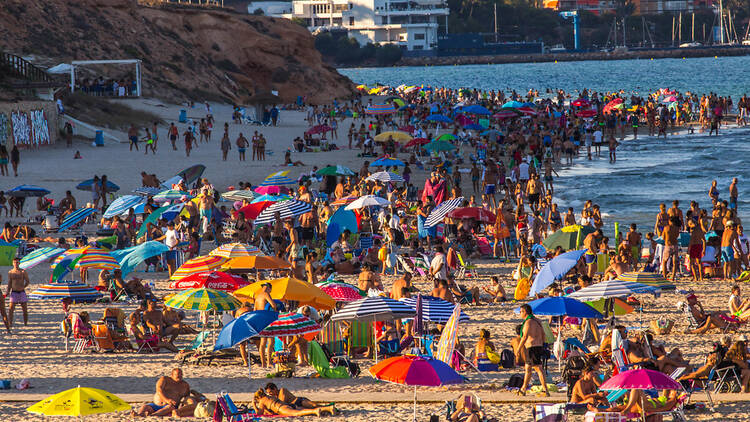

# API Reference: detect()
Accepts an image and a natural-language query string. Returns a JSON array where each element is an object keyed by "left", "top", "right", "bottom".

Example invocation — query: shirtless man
[
  {"left": 234, "top": 301, "right": 254, "bottom": 366},
  {"left": 198, "top": 189, "right": 215, "bottom": 234},
  {"left": 255, "top": 283, "right": 278, "bottom": 367},
  {"left": 515, "top": 304, "right": 549, "bottom": 396},
  {"left": 661, "top": 217, "right": 680, "bottom": 280},
  {"left": 730, "top": 178, "right": 739, "bottom": 211},
  {"left": 525, "top": 174, "right": 542, "bottom": 212},
  {"left": 583, "top": 229, "right": 603, "bottom": 278},
  {"left": 143, "top": 300, "right": 179, "bottom": 349},
  {"left": 603, "top": 254, "right": 630, "bottom": 280},
  {"left": 132, "top": 368, "right": 197, "bottom": 417},
  {"left": 722, "top": 220, "right": 740, "bottom": 280},
  {"left": 625, "top": 224, "right": 642, "bottom": 268},
  {"left": 6, "top": 258, "right": 29, "bottom": 330},
  {"left": 431, "top": 279, "right": 456, "bottom": 303},
  {"left": 571, "top": 366, "right": 607, "bottom": 410},
  {"left": 482, "top": 159, "right": 498, "bottom": 210},
  {"left": 391, "top": 272, "right": 412, "bottom": 300}
]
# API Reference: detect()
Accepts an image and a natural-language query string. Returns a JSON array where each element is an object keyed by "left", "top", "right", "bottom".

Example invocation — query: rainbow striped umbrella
[
  {"left": 315, "top": 281, "right": 364, "bottom": 302},
  {"left": 170, "top": 255, "right": 229, "bottom": 280},
  {"left": 30, "top": 281, "right": 102, "bottom": 303},
  {"left": 259, "top": 312, "right": 321, "bottom": 338},
  {"left": 165, "top": 287, "right": 241, "bottom": 312},
  {"left": 365, "top": 104, "right": 397, "bottom": 115},
  {"left": 51, "top": 247, "right": 120, "bottom": 270},
  {"left": 616, "top": 272, "right": 674, "bottom": 290},
  {"left": 209, "top": 243, "right": 262, "bottom": 259}
]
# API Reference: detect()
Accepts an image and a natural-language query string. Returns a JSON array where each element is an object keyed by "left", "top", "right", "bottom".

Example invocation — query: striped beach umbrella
[
  {"left": 435, "top": 305, "right": 461, "bottom": 365},
  {"left": 165, "top": 287, "right": 241, "bottom": 312},
  {"left": 30, "top": 281, "right": 102, "bottom": 303},
  {"left": 424, "top": 197, "right": 464, "bottom": 228},
  {"left": 52, "top": 247, "right": 120, "bottom": 270},
  {"left": 365, "top": 104, "right": 397, "bottom": 115},
  {"left": 168, "top": 271, "right": 250, "bottom": 292},
  {"left": 20, "top": 247, "right": 65, "bottom": 270},
  {"left": 133, "top": 187, "right": 165, "bottom": 197},
  {"left": 103, "top": 195, "right": 144, "bottom": 218},
  {"left": 251, "top": 194, "right": 291, "bottom": 204},
  {"left": 259, "top": 312, "right": 321, "bottom": 338},
  {"left": 259, "top": 171, "right": 296, "bottom": 186},
  {"left": 330, "top": 296, "right": 415, "bottom": 322},
  {"left": 221, "top": 190, "right": 256, "bottom": 202},
  {"left": 153, "top": 189, "right": 191, "bottom": 203},
  {"left": 59, "top": 208, "right": 97, "bottom": 232},
  {"left": 400, "top": 296, "right": 470, "bottom": 323},
  {"left": 366, "top": 171, "right": 404, "bottom": 183},
  {"left": 616, "top": 272, "right": 674, "bottom": 290},
  {"left": 567, "top": 280, "right": 660, "bottom": 302},
  {"left": 315, "top": 281, "right": 364, "bottom": 302},
  {"left": 209, "top": 243, "right": 262, "bottom": 258},
  {"left": 254, "top": 200, "right": 312, "bottom": 225},
  {"left": 170, "top": 255, "right": 229, "bottom": 280}
]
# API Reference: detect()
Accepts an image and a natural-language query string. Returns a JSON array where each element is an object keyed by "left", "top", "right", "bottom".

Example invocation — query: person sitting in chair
[
  {"left": 113, "top": 269, "right": 151, "bottom": 300},
  {"left": 685, "top": 293, "right": 729, "bottom": 334},
  {"left": 571, "top": 365, "right": 609, "bottom": 410}
]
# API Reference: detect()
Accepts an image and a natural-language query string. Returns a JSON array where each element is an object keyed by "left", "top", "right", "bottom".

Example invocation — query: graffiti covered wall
[{"left": 0, "top": 101, "right": 58, "bottom": 147}]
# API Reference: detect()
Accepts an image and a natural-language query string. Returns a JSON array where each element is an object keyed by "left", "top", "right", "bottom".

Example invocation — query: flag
[
  {"left": 435, "top": 304, "right": 461, "bottom": 366},
  {"left": 50, "top": 253, "right": 83, "bottom": 283}
]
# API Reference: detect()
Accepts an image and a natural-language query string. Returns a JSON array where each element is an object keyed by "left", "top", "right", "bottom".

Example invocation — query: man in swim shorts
[
  {"left": 6, "top": 257, "right": 29, "bottom": 331},
  {"left": 583, "top": 229, "right": 603, "bottom": 278},
  {"left": 132, "top": 368, "right": 198, "bottom": 417},
  {"left": 722, "top": 220, "right": 739, "bottom": 280}
]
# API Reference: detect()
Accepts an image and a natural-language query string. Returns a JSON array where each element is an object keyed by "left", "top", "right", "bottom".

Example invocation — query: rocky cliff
[{"left": 0, "top": 0, "right": 354, "bottom": 103}]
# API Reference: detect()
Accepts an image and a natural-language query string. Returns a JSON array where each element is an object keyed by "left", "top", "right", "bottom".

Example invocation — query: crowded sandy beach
[{"left": 2, "top": 85, "right": 750, "bottom": 422}]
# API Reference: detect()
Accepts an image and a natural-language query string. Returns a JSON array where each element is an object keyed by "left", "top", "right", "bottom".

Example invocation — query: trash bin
[
  {"left": 179, "top": 109, "right": 187, "bottom": 123},
  {"left": 94, "top": 130, "right": 104, "bottom": 147}
]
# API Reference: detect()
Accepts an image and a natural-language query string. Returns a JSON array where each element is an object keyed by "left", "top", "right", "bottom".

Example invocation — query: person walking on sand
[
  {"left": 182, "top": 128, "right": 193, "bottom": 157},
  {"left": 168, "top": 122, "right": 178, "bottom": 151},
  {"left": 236, "top": 133, "right": 249, "bottom": 161},
  {"left": 6, "top": 257, "right": 30, "bottom": 331},
  {"left": 151, "top": 121, "right": 159, "bottom": 152},
  {"left": 128, "top": 124, "right": 139, "bottom": 151},
  {"left": 143, "top": 128, "right": 156, "bottom": 155},
  {"left": 608, "top": 135, "right": 619, "bottom": 163},
  {"left": 0, "top": 274, "right": 11, "bottom": 333},
  {"left": 220, "top": 132, "right": 231, "bottom": 161},
  {"left": 0, "top": 145, "right": 9, "bottom": 176},
  {"left": 10, "top": 145, "right": 19, "bottom": 177},
  {"left": 515, "top": 304, "right": 550, "bottom": 397}
]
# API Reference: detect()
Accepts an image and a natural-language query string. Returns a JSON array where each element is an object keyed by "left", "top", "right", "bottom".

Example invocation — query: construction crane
[{"left": 560, "top": 11, "right": 580, "bottom": 50}]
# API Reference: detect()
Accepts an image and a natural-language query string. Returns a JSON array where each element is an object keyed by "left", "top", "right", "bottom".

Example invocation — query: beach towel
[
  {"left": 347, "top": 321, "right": 372, "bottom": 353},
  {"left": 309, "top": 341, "right": 349, "bottom": 379}
]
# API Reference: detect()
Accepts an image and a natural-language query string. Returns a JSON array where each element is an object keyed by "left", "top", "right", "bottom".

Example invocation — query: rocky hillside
[{"left": 0, "top": 0, "right": 354, "bottom": 103}]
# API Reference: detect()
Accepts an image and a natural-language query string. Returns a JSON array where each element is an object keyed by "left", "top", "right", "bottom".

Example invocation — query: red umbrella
[
  {"left": 576, "top": 109, "right": 597, "bottom": 118},
  {"left": 447, "top": 207, "right": 496, "bottom": 223},
  {"left": 571, "top": 98, "right": 590, "bottom": 107},
  {"left": 236, "top": 201, "right": 274, "bottom": 220},
  {"left": 405, "top": 137, "right": 430, "bottom": 148},
  {"left": 493, "top": 109, "right": 521, "bottom": 119},
  {"left": 305, "top": 125, "right": 332, "bottom": 135},
  {"left": 168, "top": 271, "right": 250, "bottom": 291},
  {"left": 517, "top": 107, "right": 538, "bottom": 116},
  {"left": 603, "top": 98, "right": 624, "bottom": 114}
]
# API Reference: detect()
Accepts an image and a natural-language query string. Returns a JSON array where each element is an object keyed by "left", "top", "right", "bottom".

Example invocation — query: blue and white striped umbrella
[
  {"left": 567, "top": 280, "right": 660, "bottom": 302},
  {"left": 221, "top": 190, "right": 256, "bottom": 201},
  {"left": 331, "top": 296, "right": 415, "bottom": 322},
  {"left": 19, "top": 247, "right": 65, "bottom": 270},
  {"left": 254, "top": 200, "right": 312, "bottom": 225},
  {"left": 133, "top": 187, "right": 164, "bottom": 197},
  {"left": 259, "top": 175, "right": 296, "bottom": 186},
  {"left": 59, "top": 208, "right": 97, "bottom": 232},
  {"left": 103, "top": 195, "right": 144, "bottom": 218},
  {"left": 366, "top": 171, "right": 404, "bottom": 183},
  {"left": 400, "top": 296, "right": 470, "bottom": 323},
  {"left": 153, "top": 189, "right": 191, "bottom": 203},
  {"left": 424, "top": 197, "right": 464, "bottom": 228}
]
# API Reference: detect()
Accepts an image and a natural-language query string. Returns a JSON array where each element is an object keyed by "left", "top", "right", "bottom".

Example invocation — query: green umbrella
[
  {"left": 136, "top": 205, "right": 173, "bottom": 239},
  {"left": 424, "top": 140, "right": 456, "bottom": 152},
  {"left": 393, "top": 99, "right": 405, "bottom": 107},
  {"left": 317, "top": 165, "right": 355, "bottom": 176},
  {"left": 435, "top": 134, "right": 457, "bottom": 142},
  {"left": 542, "top": 225, "right": 596, "bottom": 251}
]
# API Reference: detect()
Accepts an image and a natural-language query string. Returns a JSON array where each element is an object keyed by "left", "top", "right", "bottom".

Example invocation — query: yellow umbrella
[
  {"left": 234, "top": 277, "right": 335, "bottom": 310},
  {"left": 373, "top": 131, "right": 413, "bottom": 143},
  {"left": 222, "top": 255, "right": 292, "bottom": 270},
  {"left": 27, "top": 386, "right": 130, "bottom": 416}
]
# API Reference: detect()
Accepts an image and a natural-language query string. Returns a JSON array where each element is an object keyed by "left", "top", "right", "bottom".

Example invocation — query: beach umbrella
[
  {"left": 315, "top": 280, "right": 364, "bottom": 302},
  {"left": 413, "top": 294, "right": 424, "bottom": 336},
  {"left": 165, "top": 287, "right": 241, "bottom": 312},
  {"left": 259, "top": 312, "right": 321, "bottom": 337},
  {"left": 425, "top": 114, "right": 452, "bottom": 123},
  {"left": 404, "top": 137, "right": 430, "bottom": 148},
  {"left": 370, "top": 156, "right": 405, "bottom": 167},
  {"left": 576, "top": 109, "right": 597, "bottom": 118},
  {"left": 424, "top": 197, "right": 464, "bottom": 228},
  {"left": 7, "top": 184, "right": 50, "bottom": 197},
  {"left": 214, "top": 310, "right": 278, "bottom": 350},
  {"left": 326, "top": 207, "right": 358, "bottom": 247},
  {"left": 235, "top": 277, "right": 335, "bottom": 310},
  {"left": 356, "top": 84, "right": 368, "bottom": 91},
  {"left": 209, "top": 242, "right": 262, "bottom": 258},
  {"left": 253, "top": 185, "right": 283, "bottom": 195},
  {"left": 317, "top": 165, "right": 355, "bottom": 176},
  {"left": 19, "top": 247, "right": 65, "bottom": 270},
  {"left": 237, "top": 201, "right": 274, "bottom": 220},
  {"left": 345, "top": 195, "right": 391, "bottom": 210},
  {"left": 400, "top": 296, "right": 470, "bottom": 323},
  {"left": 259, "top": 171, "right": 296, "bottom": 186},
  {"left": 152, "top": 189, "right": 191, "bottom": 203},
  {"left": 103, "top": 195, "right": 144, "bottom": 218},
  {"left": 662, "top": 96, "right": 678, "bottom": 103},
  {"left": 529, "top": 249, "right": 588, "bottom": 296},
  {"left": 134, "top": 204, "right": 177, "bottom": 239},
  {"left": 435, "top": 134, "right": 457, "bottom": 142},
  {"left": 370, "top": 355, "right": 462, "bottom": 422},
  {"left": 603, "top": 98, "right": 624, "bottom": 114},
  {"left": 331, "top": 196, "right": 359, "bottom": 206},
  {"left": 461, "top": 105, "right": 491, "bottom": 115},
  {"left": 586, "top": 298, "right": 634, "bottom": 316},
  {"left": 52, "top": 247, "right": 120, "bottom": 270},
  {"left": 493, "top": 109, "right": 521, "bottom": 119},
  {"left": 502, "top": 100, "right": 525, "bottom": 108},
  {"left": 366, "top": 171, "right": 404, "bottom": 183},
  {"left": 221, "top": 190, "right": 256, "bottom": 202},
  {"left": 446, "top": 207, "right": 495, "bottom": 223},
  {"left": 30, "top": 281, "right": 103, "bottom": 302},
  {"left": 567, "top": 280, "right": 660, "bottom": 302},
  {"left": 251, "top": 194, "right": 291, "bottom": 204},
  {"left": 331, "top": 296, "right": 415, "bottom": 322},
  {"left": 392, "top": 98, "right": 405, "bottom": 107},
  {"left": 517, "top": 106, "right": 538, "bottom": 117},
  {"left": 27, "top": 386, "right": 130, "bottom": 417},
  {"left": 571, "top": 98, "right": 590, "bottom": 107},
  {"left": 424, "top": 140, "right": 456, "bottom": 152},
  {"left": 174, "top": 164, "right": 206, "bottom": 187},
  {"left": 542, "top": 225, "right": 596, "bottom": 250},
  {"left": 133, "top": 187, "right": 165, "bottom": 197},
  {"left": 254, "top": 200, "right": 312, "bottom": 225},
  {"left": 517, "top": 296, "right": 603, "bottom": 319},
  {"left": 110, "top": 241, "right": 169, "bottom": 276},
  {"left": 58, "top": 207, "right": 97, "bottom": 232},
  {"left": 76, "top": 179, "right": 120, "bottom": 192},
  {"left": 170, "top": 255, "right": 229, "bottom": 280},
  {"left": 305, "top": 124, "right": 333, "bottom": 135},
  {"left": 463, "top": 123, "right": 486, "bottom": 131},
  {"left": 169, "top": 271, "right": 250, "bottom": 292},
  {"left": 599, "top": 368, "right": 682, "bottom": 391},
  {"left": 222, "top": 255, "right": 292, "bottom": 271},
  {"left": 374, "top": 131, "right": 412, "bottom": 143},
  {"left": 365, "top": 104, "right": 397, "bottom": 115},
  {"left": 617, "top": 272, "right": 675, "bottom": 290}
]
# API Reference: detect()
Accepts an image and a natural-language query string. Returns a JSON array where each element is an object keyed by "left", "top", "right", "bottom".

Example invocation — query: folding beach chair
[
  {"left": 215, "top": 391, "right": 258, "bottom": 422},
  {"left": 309, "top": 341, "right": 350, "bottom": 379},
  {"left": 91, "top": 322, "right": 115, "bottom": 352},
  {"left": 64, "top": 313, "right": 97, "bottom": 353},
  {"left": 455, "top": 251, "right": 478, "bottom": 279}
]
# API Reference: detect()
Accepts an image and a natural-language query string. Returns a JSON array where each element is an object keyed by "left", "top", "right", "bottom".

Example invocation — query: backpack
[
  {"left": 504, "top": 374, "right": 524, "bottom": 389},
  {"left": 499, "top": 349, "right": 515, "bottom": 369}
]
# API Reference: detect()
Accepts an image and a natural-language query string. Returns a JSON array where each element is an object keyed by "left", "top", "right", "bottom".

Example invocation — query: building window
[
  {"left": 349, "top": 17, "right": 354, "bottom": 25},
  {"left": 414, "top": 33, "right": 425, "bottom": 40}
]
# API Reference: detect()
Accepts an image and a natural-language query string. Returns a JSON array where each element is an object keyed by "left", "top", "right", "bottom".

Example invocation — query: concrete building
[{"left": 256, "top": 0, "right": 449, "bottom": 51}]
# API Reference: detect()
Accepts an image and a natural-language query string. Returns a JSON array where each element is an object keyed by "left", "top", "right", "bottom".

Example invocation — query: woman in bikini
[{"left": 253, "top": 389, "right": 334, "bottom": 417}]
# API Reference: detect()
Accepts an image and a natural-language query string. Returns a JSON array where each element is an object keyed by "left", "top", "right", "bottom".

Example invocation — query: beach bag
[
  {"left": 504, "top": 374, "right": 524, "bottom": 389},
  {"left": 194, "top": 400, "right": 215, "bottom": 418},
  {"left": 514, "top": 277, "right": 531, "bottom": 300},
  {"left": 649, "top": 317, "right": 674, "bottom": 335},
  {"left": 486, "top": 347, "right": 501, "bottom": 365},
  {"left": 500, "top": 349, "right": 515, "bottom": 368}
]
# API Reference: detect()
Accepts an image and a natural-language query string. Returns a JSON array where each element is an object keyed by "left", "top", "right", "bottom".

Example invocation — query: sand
[{"left": 1, "top": 98, "right": 749, "bottom": 421}]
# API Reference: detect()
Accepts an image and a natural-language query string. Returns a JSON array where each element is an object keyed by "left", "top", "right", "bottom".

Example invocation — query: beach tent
[{"left": 326, "top": 207, "right": 359, "bottom": 247}]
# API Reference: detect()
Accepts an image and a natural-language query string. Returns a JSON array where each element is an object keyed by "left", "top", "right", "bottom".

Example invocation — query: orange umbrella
[
  {"left": 234, "top": 277, "right": 335, "bottom": 310},
  {"left": 222, "top": 255, "right": 292, "bottom": 270}
]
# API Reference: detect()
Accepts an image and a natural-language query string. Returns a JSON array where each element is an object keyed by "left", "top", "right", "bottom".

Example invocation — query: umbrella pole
[{"left": 413, "top": 385, "right": 417, "bottom": 422}]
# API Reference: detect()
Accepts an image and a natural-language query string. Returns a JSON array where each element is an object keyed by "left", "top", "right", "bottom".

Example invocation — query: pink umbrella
[
  {"left": 577, "top": 109, "right": 597, "bottom": 118},
  {"left": 662, "top": 96, "right": 678, "bottom": 103},
  {"left": 254, "top": 185, "right": 282, "bottom": 195},
  {"left": 599, "top": 369, "right": 682, "bottom": 391}
]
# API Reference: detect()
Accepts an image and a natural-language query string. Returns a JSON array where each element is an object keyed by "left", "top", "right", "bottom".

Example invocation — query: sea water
[{"left": 339, "top": 57, "right": 750, "bottom": 234}]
